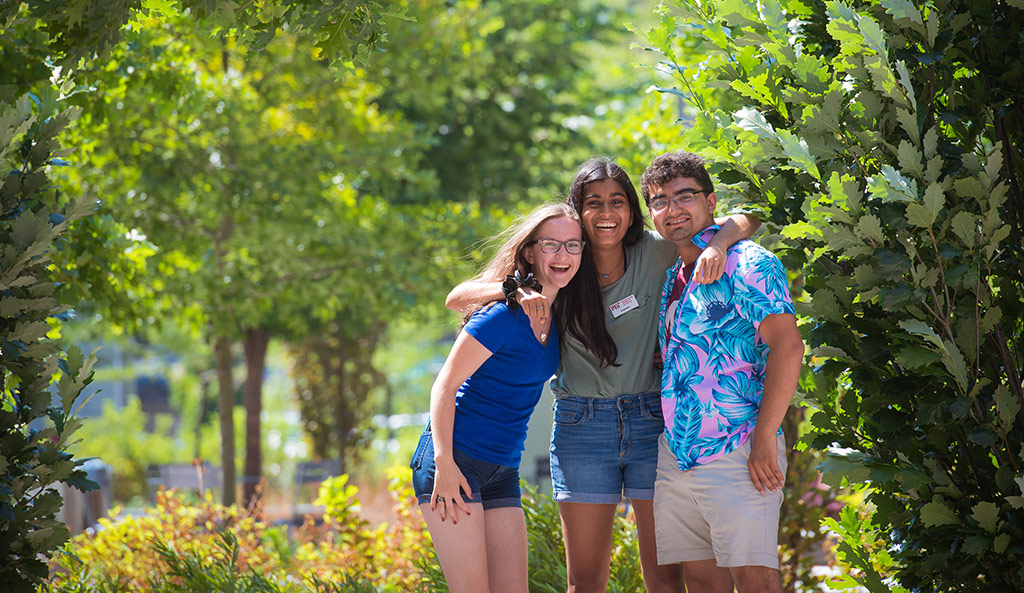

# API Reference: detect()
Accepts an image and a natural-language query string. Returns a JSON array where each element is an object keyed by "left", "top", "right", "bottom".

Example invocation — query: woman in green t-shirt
[{"left": 447, "top": 157, "right": 758, "bottom": 592}]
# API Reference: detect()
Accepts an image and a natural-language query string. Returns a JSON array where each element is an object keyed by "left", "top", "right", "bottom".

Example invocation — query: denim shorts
[
  {"left": 549, "top": 392, "right": 665, "bottom": 503},
  {"left": 409, "top": 428, "right": 522, "bottom": 510}
]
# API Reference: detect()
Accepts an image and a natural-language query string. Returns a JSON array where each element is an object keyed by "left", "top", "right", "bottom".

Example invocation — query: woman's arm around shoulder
[
  {"left": 445, "top": 281, "right": 503, "bottom": 314},
  {"left": 446, "top": 280, "right": 549, "bottom": 324}
]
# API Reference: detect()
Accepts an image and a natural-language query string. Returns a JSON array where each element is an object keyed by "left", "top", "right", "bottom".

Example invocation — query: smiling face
[
  {"left": 580, "top": 178, "right": 633, "bottom": 252},
  {"left": 648, "top": 176, "right": 717, "bottom": 248},
  {"left": 523, "top": 216, "right": 584, "bottom": 292}
]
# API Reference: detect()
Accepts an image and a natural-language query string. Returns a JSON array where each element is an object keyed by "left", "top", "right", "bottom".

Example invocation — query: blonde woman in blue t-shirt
[
  {"left": 447, "top": 158, "right": 759, "bottom": 593},
  {"left": 412, "top": 202, "right": 614, "bottom": 593}
]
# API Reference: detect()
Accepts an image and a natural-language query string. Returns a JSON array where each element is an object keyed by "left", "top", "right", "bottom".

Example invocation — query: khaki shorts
[{"left": 653, "top": 432, "right": 787, "bottom": 569}]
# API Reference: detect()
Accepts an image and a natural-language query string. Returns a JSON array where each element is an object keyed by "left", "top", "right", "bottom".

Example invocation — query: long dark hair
[
  {"left": 567, "top": 157, "right": 648, "bottom": 247},
  {"left": 558, "top": 156, "right": 648, "bottom": 367}
]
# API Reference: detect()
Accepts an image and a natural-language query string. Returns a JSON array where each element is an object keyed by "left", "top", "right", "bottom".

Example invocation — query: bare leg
[
  {"left": 631, "top": 499, "right": 685, "bottom": 592},
  {"left": 558, "top": 501, "right": 617, "bottom": 593},
  {"left": 730, "top": 566, "right": 782, "bottom": 593},
  {"left": 681, "top": 559, "right": 733, "bottom": 593},
  {"left": 421, "top": 502, "right": 491, "bottom": 593},
  {"left": 484, "top": 507, "right": 530, "bottom": 593}
]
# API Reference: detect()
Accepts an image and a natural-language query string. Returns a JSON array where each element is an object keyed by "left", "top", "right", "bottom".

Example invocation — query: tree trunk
[
  {"left": 215, "top": 335, "right": 236, "bottom": 506},
  {"left": 242, "top": 328, "right": 270, "bottom": 509},
  {"left": 195, "top": 372, "right": 211, "bottom": 460}
]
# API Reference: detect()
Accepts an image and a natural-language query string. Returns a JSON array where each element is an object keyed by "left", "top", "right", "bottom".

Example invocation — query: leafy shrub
[
  {"left": 294, "top": 468, "right": 431, "bottom": 590},
  {"left": 642, "top": 0, "right": 1023, "bottom": 589},
  {"left": 316, "top": 474, "right": 363, "bottom": 528},
  {"left": 49, "top": 529, "right": 383, "bottom": 593},
  {"left": 47, "top": 489, "right": 280, "bottom": 590},
  {"left": 823, "top": 496, "right": 908, "bottom": 593},
  {"left": 0, "top": 89, "right": 99, "bottom": 591},
  {"left": 46, "top": 469, "right": 431, "bottom": 592}
]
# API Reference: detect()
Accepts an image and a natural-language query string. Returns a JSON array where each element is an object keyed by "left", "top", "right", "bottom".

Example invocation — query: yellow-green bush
[
  {"left": 290, "top": 469, "right": 431, "bottom": 590},
  {"left": 45, "top": 469, "right": 430, "bottom": 592},
  {"left": 46, "top": 463, "right": 843, "bottom": 592}
]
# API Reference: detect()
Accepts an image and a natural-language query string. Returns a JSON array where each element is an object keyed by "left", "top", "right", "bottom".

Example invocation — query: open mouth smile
[
  {"left": 593, "top": 221, "right": 619, "bottom": 231},
  {"left": 664, "top": 214, "right": 690, "bottom": 228}
]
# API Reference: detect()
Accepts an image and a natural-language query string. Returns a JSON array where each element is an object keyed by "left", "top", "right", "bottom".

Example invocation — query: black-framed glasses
[
  {"left": 532, "top": 239, "right": 585, "bottom": 254},
  {"left": 649, "top": 189, "right": 709, "bottom": 212}
]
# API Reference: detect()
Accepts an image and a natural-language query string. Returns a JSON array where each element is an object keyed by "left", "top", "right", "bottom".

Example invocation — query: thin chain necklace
[{"left": 598, "top": 251, "right": 625, "bottom": 285}]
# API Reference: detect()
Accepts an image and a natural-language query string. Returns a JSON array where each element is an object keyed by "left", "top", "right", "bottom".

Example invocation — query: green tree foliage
[
  {"left": 2, "top": 0, "right": 415, "bottom": 544},
  {"left": 367, "top": 0, "right": 633, "bottom": 206},
  {"left": 284, "top": 0, "right": 642, "bottom": 470},
  {"left": 642, "top": 0, "right": 1023, "bottom": 589},
  {"left": 0, "top": 92, "right": 100, "bottom": 591},
  {"left": 0, "top": 0, "right": 400, "bottom": 93},
  {"left": 52, "top": 13, "right": 448, "bottom": 504},
  {"left": 55, "top": 0, "right": 643, "bottom": 497}
]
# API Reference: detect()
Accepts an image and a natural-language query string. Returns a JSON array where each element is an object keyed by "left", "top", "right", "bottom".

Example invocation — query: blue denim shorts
[
  {"left": 409, "top": 428, "right": 522, "bottom": 510},
  {"left": 549, "top": 392, "right": 665, "bottom": 503}
]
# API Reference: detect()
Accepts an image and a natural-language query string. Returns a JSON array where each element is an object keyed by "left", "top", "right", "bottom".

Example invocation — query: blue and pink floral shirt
[{"left": 658, "top": 225, "right": 795, "bottom": 471}]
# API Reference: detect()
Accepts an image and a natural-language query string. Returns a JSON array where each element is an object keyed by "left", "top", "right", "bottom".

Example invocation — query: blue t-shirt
[{"left": 452, "top": 302, "right": 560, "bottom": 466}]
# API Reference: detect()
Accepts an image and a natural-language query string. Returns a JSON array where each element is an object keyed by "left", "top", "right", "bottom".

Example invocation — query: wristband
[
  {"left": 515, "top": 270, "right": 543, "bottom": 293},
  {"left": 502, "top": 276, "right": 520, "bottom": 309},
  {"left": 502, "top": 271, "right": 543, "bottom": 310}
]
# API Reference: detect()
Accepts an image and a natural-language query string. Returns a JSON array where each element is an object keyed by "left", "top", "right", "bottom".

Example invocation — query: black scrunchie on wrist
[{"left": 503, "top": 270, "right": 543, "bottom": 309}]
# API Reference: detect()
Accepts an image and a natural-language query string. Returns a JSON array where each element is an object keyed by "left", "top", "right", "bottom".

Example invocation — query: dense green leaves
[
  {"left": 646, "top": 0, "right": 1024, "bottom": 588},
  {"left": 1, "top": 0, "right": 398, "bottom": 88},
  {"left": 0, "top": 92, "right": 99, "bottom": 591}
]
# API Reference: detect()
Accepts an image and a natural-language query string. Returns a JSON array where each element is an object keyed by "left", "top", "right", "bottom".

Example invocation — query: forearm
[
  {"left": 445, "top": 280, "right": 503, "bottom": 313},
  {"left": 710, "top": 213, "right": 760, "bottom": 249}
]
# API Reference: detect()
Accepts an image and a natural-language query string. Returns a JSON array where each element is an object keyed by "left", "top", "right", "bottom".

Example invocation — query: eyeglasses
[
  {"left": 532, "top": 239, "right": 585, "bottom": 255},
  {"left": 648, "top": 189, "right": 709, "bottom": 212}
]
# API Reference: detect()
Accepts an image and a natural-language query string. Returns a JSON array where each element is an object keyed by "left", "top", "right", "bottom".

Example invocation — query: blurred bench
[
  {"left": 148, "top": 462, "right": 221, "bottom": 498},
  {"left": 292, "top": 459, "right": 341, "bottom": 519},
  {"left": 57, "top": 459, "right": 113, "bottom": 534}
]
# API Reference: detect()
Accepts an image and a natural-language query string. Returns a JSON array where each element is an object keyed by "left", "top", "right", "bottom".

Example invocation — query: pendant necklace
[{"left": 600, "top": 257, "right": 623, "bottom": 283}]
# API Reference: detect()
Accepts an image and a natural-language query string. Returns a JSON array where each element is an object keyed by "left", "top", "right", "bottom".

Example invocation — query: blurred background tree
[{"left": 4, "top": 0, "right": 662, "bottom": 512}]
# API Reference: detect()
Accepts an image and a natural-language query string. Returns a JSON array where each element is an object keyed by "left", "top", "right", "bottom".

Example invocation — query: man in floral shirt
[{"left": 641, "top": 152, "right": 804, "bottom": 593}]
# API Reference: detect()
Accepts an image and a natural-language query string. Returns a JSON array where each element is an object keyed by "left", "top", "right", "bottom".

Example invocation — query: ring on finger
[{"left": 437, "top": 496, "right": 445, "bottom": 503}]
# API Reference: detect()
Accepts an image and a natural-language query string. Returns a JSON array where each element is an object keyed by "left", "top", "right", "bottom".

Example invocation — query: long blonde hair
[{"left": 463, "top": 202, "right": 581, "bottom": 319}]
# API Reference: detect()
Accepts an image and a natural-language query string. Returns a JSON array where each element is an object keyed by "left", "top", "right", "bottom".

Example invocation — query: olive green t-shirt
[{"left": 550, "top": 231, "right": 679, "bottom": 399}]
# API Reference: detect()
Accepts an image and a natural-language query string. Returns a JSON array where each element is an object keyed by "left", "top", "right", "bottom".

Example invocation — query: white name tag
[{"left": 610, "top": 294, "right": 640, "bottom": 318}]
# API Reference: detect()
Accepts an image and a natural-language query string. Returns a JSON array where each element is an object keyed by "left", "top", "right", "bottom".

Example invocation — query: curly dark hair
[{"left": 640, "top": 151, "right": 715, "bottom": 204}]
